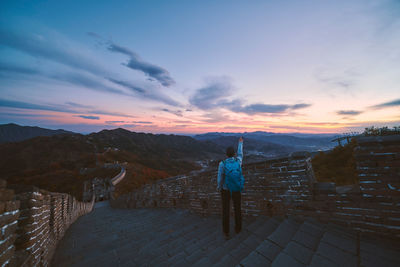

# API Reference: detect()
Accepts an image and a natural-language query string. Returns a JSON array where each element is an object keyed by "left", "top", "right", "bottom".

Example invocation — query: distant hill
[
  {"left": 0, "top": 127, "right": 224, "bottom": 198},
  {"left": 194, "top": 131, "right": 336, "bottom": 152},
  {"left": 0, "top": 125, "right": 339, "bottom": 198},
  {"left": 0, "top": 123, "right": 73, "bottom": 143},
  {"left": 89, "top": 128, "right": 222, "bottom": 161},
  {"left": 197, "top": 135, "right": 291, "bottom": 158}
]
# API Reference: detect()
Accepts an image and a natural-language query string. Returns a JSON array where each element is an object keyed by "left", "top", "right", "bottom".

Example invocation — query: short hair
[{"left": 226, "top": 146, "right": 235, "bottom": 157}]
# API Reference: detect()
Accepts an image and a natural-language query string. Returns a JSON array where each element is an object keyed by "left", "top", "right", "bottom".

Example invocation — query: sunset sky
[{"left": 1, "top": 0, "right": 399, "bottom": 134}]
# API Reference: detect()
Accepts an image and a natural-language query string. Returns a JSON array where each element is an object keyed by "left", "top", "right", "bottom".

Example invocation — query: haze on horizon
[{"left": 0, "top": 0, "right": 399, "bottom": 134}]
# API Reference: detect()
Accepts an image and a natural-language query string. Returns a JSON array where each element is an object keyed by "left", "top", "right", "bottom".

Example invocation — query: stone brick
[
  {"left": 309, "top": 254, "right": 337, "bottom": 267},
  {"left": 0, "top": 202, "right": 5, "bottom": 213},
  {"left": 0, "top": 244, "right": 14, "bottom": 266},
  {"left": 272, "top": 252, "right": 305, "bottom": 267},
  {"left": 0, "top": 234, "right": 14, "bottom": 254},
  {"left": 240, "top": 251, "right": 271, "bottom": 267},
  {"left": 1, "top": 221, "right": 18, "bottom": 239},
  {"left": 283, "top": 241, "right": 313, "bottom": 265},
  {"left": 256, "top": 240, "right": 281, "bottom": 262},
  {"left": 321, "top": 231, "right": 357, "bottom": 255},
  {"left": 0, "top": 189, "right": 14, "bottom": 201},
  {"left": 5, "top": 201, "right": 19, "bottom": 212},
  {"left": 292, "top": 230, "right": 321, "bottom": 251},
  {"left": 0, "top": 212, "right": 19, "bottom": 228},
  {"left": 316, "top": 241, "right": 357, "bottom": 267},
  {"left": 268, "top": 219, "right": 299, "bottom": 248}
]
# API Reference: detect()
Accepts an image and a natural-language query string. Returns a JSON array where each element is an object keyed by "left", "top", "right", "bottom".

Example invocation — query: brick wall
[
  {"left": 0, "top": 181, "right": 94, "bottom": 267},
  {"left": 289, "top": 135, "right": 400, "bottom": 239},
  {"left": 0, "top": 180, "right": 19, "bottom": 267},
  {"left": 110, "top": 151, "right": 313, "bottom": 217},
  {"left": 111, "top": 136, "right": 400, "bottom": 239}
]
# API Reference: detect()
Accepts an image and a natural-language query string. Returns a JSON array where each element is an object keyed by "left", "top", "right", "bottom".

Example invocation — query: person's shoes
[
  {"left": 235, "top": 228, "right": 241, "bottom": 234},
  {"left": 224, "top": 233, "right": 230, "bottom": 240}
]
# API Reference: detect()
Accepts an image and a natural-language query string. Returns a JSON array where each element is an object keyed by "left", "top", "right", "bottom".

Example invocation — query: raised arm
[
  {"left": 217, "top": 161, "right": 225, "bottom": 190},
  {"left": 237, "top": 137, "right": 243, "bottom": 165}
]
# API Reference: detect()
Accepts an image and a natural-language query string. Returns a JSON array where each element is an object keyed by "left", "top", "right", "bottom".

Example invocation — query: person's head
[{"left": 226, "top": 146, "right": 235, "bottom": 158}]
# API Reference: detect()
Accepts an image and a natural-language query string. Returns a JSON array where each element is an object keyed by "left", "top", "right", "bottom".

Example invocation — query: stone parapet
[
  {"left": 111, "top": 136, "right": 400, "bottom": 240},
  {"left": 0, "top": 181, "right": 94, "bottom": 266}
]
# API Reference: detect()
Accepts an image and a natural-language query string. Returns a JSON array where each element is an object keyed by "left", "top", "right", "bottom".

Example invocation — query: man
[{"left": 217, "top": 137, "right": 244, "bottom": 239}]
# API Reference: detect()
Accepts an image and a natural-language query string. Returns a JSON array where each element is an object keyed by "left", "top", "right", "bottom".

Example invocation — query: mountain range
[
  {"left": 0, "top": 124, "right": 223, "bottom": 198},
  {"left": 0, "top": 123, "right": 73, "bottom": 143},
  {"left": 194, "top": 131, "right": 337, "bottom": 154},
  {"left": 0, "top": 123, "right": 338, "bottom": 198}
]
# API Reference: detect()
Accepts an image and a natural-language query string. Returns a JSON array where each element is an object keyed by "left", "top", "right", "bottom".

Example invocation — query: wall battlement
[
  {"left": 111, "top": 151, "right": 313, "bottom": 216},
  {"left": 111, "top": 135, "right": 400, "bottom": 239},
  {"left": 0, "top": 182, "right": 94, "bottom": 266}
]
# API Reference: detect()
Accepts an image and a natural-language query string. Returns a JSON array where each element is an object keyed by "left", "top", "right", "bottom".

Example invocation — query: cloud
[
  {"left": 0, "top": 62, "right": 40, "bottom": 75},
  {"left": 50, "top": 72, "right": 130, "bottom": 96},
  {"left": 314, "top": 68, "right": 360, "bottom": 91},
  {"left": 107, "top": 42, "right": 175, "bottom": 87},
  {"left": 292, "top": 103, "right": 312, "bottom": 110},
  {"left": 0, "top": 98, "right": 77, "bottom": 113},
  {"left": 0, "top": 60, "right": 130, "bottom": 96},
  {"left": 189, "top": 77, "right": 233, "bottom": 110},
  {"left": 0, "top": 27, "right": 179, "bottom": 106},
  {"left": 0, "top": 98, "right": 135, "bottom": 118},
  {"left": 190, "top": 78, "right": 311, "bottom": 115},
  {"left": 200, "top": 112, "right": 232, "bottom": 123},
  {"left": 336, "top": 110, "right": 362, "bottom": 116},
  {"left": 105, "top": 120, "right": 126, "bottom": 124},
  {"left": 109, "top": 77, "right": 181, "bottom": 105},
  {"left": 230, "top": 103, "right": 287, "bottom": 113},
  {"left": 229, "top": 103, "right": 311, "bottom": 114},
  {"left": 132, "top": 121, "right": 153, "bottom": 124},
  {"left": 0, "top": 60, "right": 180, "bottom": 107},
  {"left": 162, "top": 108, "right": 183, "bottom": 117},
  {"left": 65, "top": 102, "right": 94, "bottom": 109},
  {"left": 107, "top": 78, "right": 145, "bottom": 93},
  {"left": 0, "top": 27, "right": 107, "bottom": 77},
  {"left": 86, "top": 32, "right": 102, "bottom": 39},
  {"left": 371, "top": 98, "right": 400, "bottom": 109},
  {"left": 87, "top": 110, "right": 134, "bottom": 118},
  {"left": 173, "top": 120, "right": 193, "bottom": 123},
  {"left": 120, "top": 124, "right": 137, "bottom": 128},
  {"left": 0, "top": 112, "right": 56, "bottom": 118},
  {"left": 77, "top": 115, "right": 100, "bottom": 120}
]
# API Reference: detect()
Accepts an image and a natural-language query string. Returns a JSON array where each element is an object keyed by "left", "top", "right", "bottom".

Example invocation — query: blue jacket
[{"left": 217, "top": 141, "right": 244, "bottom": 191}]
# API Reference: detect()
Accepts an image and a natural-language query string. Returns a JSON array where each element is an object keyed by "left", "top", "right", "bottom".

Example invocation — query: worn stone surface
[
  {"left": 50, "top": 202, "right": 400, "bottom": 267},
  {"left": 283, "top": 241, "right": 314, "bottom": 265}
]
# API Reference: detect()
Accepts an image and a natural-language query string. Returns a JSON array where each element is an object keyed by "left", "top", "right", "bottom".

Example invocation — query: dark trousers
[{"left": 221, "top": 189, "right": 242, "bottom": 235}]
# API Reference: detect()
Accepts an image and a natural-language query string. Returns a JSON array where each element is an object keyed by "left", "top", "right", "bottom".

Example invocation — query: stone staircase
[{"left": 51, "top": 202, "right": 400, "bottom": 267}]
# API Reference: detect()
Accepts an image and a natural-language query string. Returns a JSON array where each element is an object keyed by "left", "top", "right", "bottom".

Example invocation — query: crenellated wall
[
  {"left": 0, "top": 182, "right": 94, "bottom": 267},
  {"left": 111, "top": 166, "right": 126, "bottom": 186},
  {"left": 110, "top": 151, "right": 313, "bottom": 217},
  {"left": 111, "top": 135, "right": 400, "bottom": 239},
  {"left": 0, "top": 180, "right": 19, "bottom": 267}
]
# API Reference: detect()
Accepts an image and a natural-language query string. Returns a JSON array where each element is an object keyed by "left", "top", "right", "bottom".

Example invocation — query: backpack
[{"left": 223, "top": 158, "right": 244, "bottom": 193}]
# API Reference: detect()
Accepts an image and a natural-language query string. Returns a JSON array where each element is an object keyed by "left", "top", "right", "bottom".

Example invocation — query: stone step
[
  {"left": 237, "top": 218, "right": 283, "bottom": 266},
  {"left": 133, "top": 218, "right": 207, "bottom": 265},
  {"left": 52, "top": 206, "right": 400, "bottom": 267},
  {"left": 200, "top": 217, "right": 269, "bottom": 265},
  {"left": 238, "top": 218, "right": 301, "bottom": 267},
  {"left": 148, "top": 219, "right": 219, "bottom": 266},
  {"left": 268, "top": 218, "right": 327, "bottom": 267},
  {"left": 206, "top": 218, "right": 264, "bottom": 264}
]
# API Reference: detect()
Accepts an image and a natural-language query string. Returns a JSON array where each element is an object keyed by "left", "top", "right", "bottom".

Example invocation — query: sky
[{"left": 0, "top": 0, "right": 399, "bottom": 134}]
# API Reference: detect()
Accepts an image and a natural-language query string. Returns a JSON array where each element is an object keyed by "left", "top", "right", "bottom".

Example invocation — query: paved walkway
[{"left": 51, "top": 202, "right": 400, "bottom": 266}]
